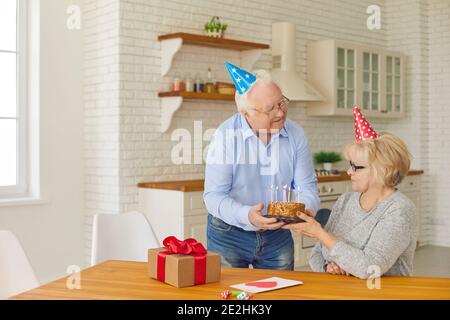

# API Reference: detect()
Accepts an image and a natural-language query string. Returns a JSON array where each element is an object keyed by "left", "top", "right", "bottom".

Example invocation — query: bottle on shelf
[
  {"left": 185, "top": 73, "right": 194, "bottom": 92},
  {"left": 207, "top": 66, "right": 212, "bottom": 81},
  {"left": 179, "top": 76, "right": 186, "bottom": 92},
  {"left": 204, "top": 67, "right": 215, "bottom": 94},
  {"left": 194, "top": 74, "right": 204, "bottom": 93}
]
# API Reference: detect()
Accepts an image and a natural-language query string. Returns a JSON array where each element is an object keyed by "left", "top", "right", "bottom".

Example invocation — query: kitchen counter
[{"left": 137, "top": 170, "right": 424, "bottom": 192}]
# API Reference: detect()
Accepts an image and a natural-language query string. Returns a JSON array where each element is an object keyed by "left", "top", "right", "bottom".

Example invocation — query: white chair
[
  {"left": 90, "top": 211, "right": 160, "bottom": 266},
  {"left": 0, "top": 230, "right": 39, "bottom": 299}
]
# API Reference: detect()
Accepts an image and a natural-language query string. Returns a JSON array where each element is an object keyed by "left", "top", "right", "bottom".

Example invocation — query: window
[{"left": 0, "top": 0, "right": 28, "bottom": 197}]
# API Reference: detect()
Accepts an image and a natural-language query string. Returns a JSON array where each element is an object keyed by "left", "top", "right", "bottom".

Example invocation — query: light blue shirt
[{"left": 204, "top": 113, "right": 320, "bottom": 231}]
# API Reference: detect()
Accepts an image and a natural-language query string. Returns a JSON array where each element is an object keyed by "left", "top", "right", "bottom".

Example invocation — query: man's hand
[
  {"left": 304, "top": 208, "right": 315, "bottom": 218},
  {"left": 248, "top": 203, "right": 285, "bottom": 230},
  {"left": 326, "top": 262, "right": 349, "bottom": 276}
]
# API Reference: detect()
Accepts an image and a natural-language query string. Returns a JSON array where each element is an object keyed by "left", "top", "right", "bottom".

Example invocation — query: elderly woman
[{"left": 284, "top": 125, "right": 417, "bottom": 279}]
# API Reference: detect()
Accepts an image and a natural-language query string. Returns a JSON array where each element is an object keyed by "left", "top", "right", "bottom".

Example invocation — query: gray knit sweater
[{"left": 310, "top": 190, "right": 417, "bottom": 279}]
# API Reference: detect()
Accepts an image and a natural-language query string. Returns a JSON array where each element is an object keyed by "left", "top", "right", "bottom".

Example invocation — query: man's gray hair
[{"left": 235, "top": 69, "right": 273, "bottom": 113}]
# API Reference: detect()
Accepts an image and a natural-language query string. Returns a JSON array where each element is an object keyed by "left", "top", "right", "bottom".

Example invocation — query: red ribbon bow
[
  {"left": 163, "top": 236, "right": 207, "bottom": 255},
  {"left": 157, "top": 236, "right": 207, "bottom": 285}
]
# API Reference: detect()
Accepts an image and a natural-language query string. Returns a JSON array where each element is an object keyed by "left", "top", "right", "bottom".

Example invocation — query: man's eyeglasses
[
  {"left": 349, "top": 161, "right": 366, "bottom": 172},
  {"left": 248, "top": 95, "right": 290, "bottom": 115}
]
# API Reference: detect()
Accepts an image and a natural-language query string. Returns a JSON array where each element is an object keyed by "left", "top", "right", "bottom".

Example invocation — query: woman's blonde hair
[{"left": 343, "top": 133, "right": 411, "bottom": 187}]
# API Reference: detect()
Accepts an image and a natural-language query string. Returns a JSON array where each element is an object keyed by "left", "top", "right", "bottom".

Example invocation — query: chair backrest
[
  {"left": 91, "top": 211, "right": 160, "bottom": 266},
  {"left": 315, "top": 208, "right": 332, "bottom": 228},
  {"left": 0, "top": 230, "right": 39, "bottom": 299}
]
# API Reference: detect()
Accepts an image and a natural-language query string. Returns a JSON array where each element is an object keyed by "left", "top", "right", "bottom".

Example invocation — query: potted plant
[
  {"left": 204, "top": 16, "right": 228, "bottom": 38},
  {"left": 314, "top": 151, "right": 342, "bottom": 171}
]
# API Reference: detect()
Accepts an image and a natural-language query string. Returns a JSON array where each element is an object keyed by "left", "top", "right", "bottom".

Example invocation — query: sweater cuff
[{"left": 328, "top": 240, "right": 347, "bottom": 259}]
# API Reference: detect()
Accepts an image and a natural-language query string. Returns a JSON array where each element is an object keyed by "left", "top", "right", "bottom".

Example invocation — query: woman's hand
[
  {"left": 282, "top": 211, "right": 324, "bottom": 239},
  {"left": 326, "top": 262, "right": 349, "bottom": 276},
  {"left": 282, "top": 211, "right": 337, "bottom": 251}
]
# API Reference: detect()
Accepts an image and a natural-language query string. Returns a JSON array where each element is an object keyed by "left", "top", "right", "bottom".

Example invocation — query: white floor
[
  {"left": 296, "top": 245, "right": 450, "bottom": 278},
  {"left": 412, "top": 245, "right": 450, "bottom": 277}
]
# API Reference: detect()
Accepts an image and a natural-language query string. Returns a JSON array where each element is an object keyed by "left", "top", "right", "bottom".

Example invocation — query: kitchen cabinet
[
  {"left": 138, "top": 186, "right": 208, "bottom": 246},
  {"left": 306, "top": 39, "right": 405, "bottom": 118},
  {"left": 157, "top": 32, "right": 269, "bottom": 132}
]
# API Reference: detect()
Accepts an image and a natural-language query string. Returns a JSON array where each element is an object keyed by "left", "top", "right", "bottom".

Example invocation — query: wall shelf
[
  {"left": 158, "top": 32, "right": 270, "bottom": 132},
  {"left": 158, "top": 32, "right": 269, "bottom": 76},
  {"left": 159, "top": 91, "right": 235, "bottom": 132},
  {"left": 158, "top": 32, "right": 269, "bottom": 50},
  {"left": 158, "top": 91, "right": 235, "bottom": 100}
]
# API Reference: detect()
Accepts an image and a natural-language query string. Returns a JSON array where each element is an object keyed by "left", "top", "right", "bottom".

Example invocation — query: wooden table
[{"left": 12, "top": 260, "right": 450, "bottom": 300}]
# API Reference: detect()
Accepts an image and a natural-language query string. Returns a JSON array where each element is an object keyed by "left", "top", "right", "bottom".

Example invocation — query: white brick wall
[
  {"left": 384, "top": 0, "right": 450, "bottom": 247},
  {"left": 84, "top": 0, "right": 121, "bottom": 262},
  {"left": 426, "top": 0, "right": 450, "bottom": 247},
  {"left": 84, "top": 0, "right": 450, "bottom": 260},
  {"left": 384, "top": 0, "right": 430, "bottom": 243}
]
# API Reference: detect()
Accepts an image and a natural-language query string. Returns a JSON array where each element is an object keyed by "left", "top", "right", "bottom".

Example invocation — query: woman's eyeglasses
[
  {"left": 248, "top": 95, "right": 290, "bottom": 116},
  {"left": 349, "top": 161, "right": 366, "bottom": 172}
]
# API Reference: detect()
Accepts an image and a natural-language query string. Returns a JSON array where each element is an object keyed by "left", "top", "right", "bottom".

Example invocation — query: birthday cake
[{"left": 267, "top": 202, "right": 306, "bottom": 223}]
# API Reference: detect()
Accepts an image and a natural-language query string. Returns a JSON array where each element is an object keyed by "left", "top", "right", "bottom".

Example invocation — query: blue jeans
[{"left": 207, "top": 214, "right": 294, "bottom": 270}]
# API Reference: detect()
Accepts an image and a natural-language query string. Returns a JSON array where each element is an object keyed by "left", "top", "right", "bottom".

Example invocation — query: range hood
[{"left": 271, "top": 22, "right": 324, "bottom": 101}]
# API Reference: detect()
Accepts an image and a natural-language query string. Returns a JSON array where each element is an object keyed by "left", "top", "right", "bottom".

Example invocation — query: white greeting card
[{"left": 230, "top": 277, "right": 303, "bottom": 293}]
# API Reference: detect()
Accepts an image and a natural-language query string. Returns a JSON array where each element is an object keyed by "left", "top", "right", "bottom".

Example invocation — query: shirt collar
[
  {"left": 239, "top": 114, "right": 289, "bottom": 140},
  {"left": 280, "top": 126, "right": 289, "bottom": 137},
  {"left": 240, "top": 114, "right": 255, "bottom": 140}
]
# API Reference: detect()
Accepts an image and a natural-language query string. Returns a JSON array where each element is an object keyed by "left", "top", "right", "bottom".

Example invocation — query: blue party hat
[{"left": 224, "top": 61, "right": 256, "bottom": 94}]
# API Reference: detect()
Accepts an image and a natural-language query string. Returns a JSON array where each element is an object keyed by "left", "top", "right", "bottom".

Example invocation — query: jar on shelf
[
  {"left": 185, "top": 73, "right": 194, "bottom": 92},
  {"left": 194, "top": 74, "right": 204, "bottom": 93},
  {"left": 172, "top": 73, "right": 182, "bottom": 92},
  {"left": 204, "top": 82, "right": 215, "bottom": 94}
]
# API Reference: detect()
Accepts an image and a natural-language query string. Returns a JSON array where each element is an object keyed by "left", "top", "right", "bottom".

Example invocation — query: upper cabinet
[{"left": 306, "top": 40, "right": 405, "bottom": 118}]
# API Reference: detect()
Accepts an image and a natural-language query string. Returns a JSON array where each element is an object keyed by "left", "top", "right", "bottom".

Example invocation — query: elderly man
[{"left": 203, "top": 62, "right": 320, "bottom": 270}]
